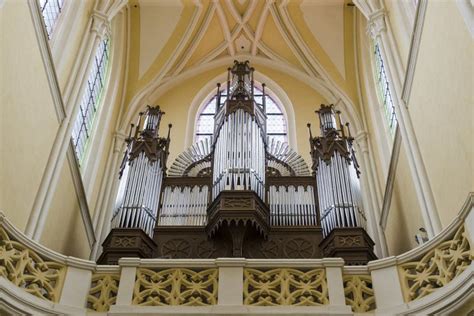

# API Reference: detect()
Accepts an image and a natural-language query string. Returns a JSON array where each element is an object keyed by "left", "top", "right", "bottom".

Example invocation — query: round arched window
[{"left": 195, "top": 86, "right": 287, "bottom": 144}]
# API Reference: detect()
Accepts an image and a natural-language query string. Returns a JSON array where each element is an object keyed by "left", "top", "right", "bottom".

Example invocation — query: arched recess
[
  {"left": 182, "top": 71, "right": 298, "bottom": 150},
  {"left": 119, "top": 55, "right": 364, "bottom": 137},
  {"left": 95, "top": 54, "right": 390, "bottom": 259}
]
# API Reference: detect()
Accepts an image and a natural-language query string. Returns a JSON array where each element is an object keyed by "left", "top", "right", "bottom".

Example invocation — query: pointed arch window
[
  {"left": 195, "top": 86, "right": 288, "bottom": 144},
  {"left": 373, "top": 41, "right": 397, "bottom": 134},
  {"left": 39, "top": 0, "right": 64, "bottom": 38},
  {"left": 72, "top": 37, "right": 110, "bottom": 162}
]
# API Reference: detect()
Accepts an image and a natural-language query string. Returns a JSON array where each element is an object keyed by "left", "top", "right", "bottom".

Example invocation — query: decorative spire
[{"left": 119, "top": 105, "right": 171, "bottom": 176}]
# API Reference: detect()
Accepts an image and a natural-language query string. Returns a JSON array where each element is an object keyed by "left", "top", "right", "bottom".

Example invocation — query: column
[
  {"left": 323, "top": 258, "right": 351, "bottom": 311},
  {"left": 115, "top": 257, "right": 140, "bottom": 306},
  {"left": 366, "top": 4, "right": 441, "bottom": 238},
  {"left": 59, "top": 258, "right": 95, "bottom": 308},
  {"left": 25, "top": 11, "right": 111, "bottom": 241},
  {"left": 216, "top": 258, "right": 245, "bottom": 306},
  {"left": 368, "top": 257, "right": 405, "bottom": 310},
  {"left": 90, "top": 132, "right": 126, "bottom": 260},
  {"left": 355, "top": 132, "right": 388, "bottom": 257}
]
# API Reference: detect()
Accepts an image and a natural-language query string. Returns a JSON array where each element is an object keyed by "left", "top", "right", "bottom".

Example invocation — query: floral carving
[
  {"left": 398, "top": 225, "right": 473, "bottom": 302},
  {"left": 261, "top": 240, "right": 279, "bottom": 258},
  {"left": 244, "top": 268, "right": 328, "bottom": 306},
  {"left": 197, "top": 240, "right": 217, "bottom": 258},
  {"left": 87, "top": 273, "right": 120, "bottom": 312},
  {"left": 343, "top": 275, "right": 376, "bottom": 312},
  {"left": 161, "top": 239, "right": 191, "bottom": 258},
  {"left": 133, "top": 268, "right": 218, "bottom": 306},
  {"left": 284, "top": 238, "right": 314, "bottom": 258},
  {"left": 0, "top": 228, "right": 66, "bottom": 302}
]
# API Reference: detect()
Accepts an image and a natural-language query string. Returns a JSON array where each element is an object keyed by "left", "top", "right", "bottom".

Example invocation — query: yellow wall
[
  {"left": 383, "top": 0, "right": 412, "bottom": 69},
  {"left": 407, "top": 1, "right": 473, "bottom": 227},
  {"left": 0, "top": 0, "right": 59, "bottom": 231},
  {"left": 385, "top": 143, "right": 424, "bottom": 254},
  {"left": 357, "top": 0, "right": 473, "bottom": 255},
  {"left": 54, "top": 0, "right": 95, "bottom": 93},
  {"left": 41, "top": 161, "right": 90, "bottom": 258}
]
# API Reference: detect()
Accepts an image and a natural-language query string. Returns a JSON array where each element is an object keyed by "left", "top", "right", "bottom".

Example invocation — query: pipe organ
[
  {"left": 99, "top": 61, "right": 377, "bottom": 265},
  {"left": 111, "top": 106, "right": 171, "bottom": 237},
  {"left": 308, "top": 105, "right": 366, "bottom": 238},
  {"left": 212, "top": 62, "right": 266, "bottom": 200}
]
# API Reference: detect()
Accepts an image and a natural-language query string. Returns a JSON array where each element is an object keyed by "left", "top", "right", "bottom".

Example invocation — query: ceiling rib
[{"left": 172, "top": 2, "right": 217, "bottom": 76}]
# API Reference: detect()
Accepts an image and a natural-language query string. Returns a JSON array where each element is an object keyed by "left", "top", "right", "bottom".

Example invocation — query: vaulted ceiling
[{"left": 123, "top": 0, "right": 360, "bottom": 131}]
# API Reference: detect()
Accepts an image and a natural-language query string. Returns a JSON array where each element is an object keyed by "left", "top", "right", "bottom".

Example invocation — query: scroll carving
[
  {"left": 398, "top": 225, "right": 473, "bottom": 302},
  {"left": 343, "top": 275, "right": 376, "bottom": 312},
  {"left": 87, "top": 273, "right": 120, "bottom": 312},
  {"left": 133, "top": 268, "right": 218, "bottom": 306},
  {"left": 0, "top": 228, "right": 66, "bottom": 302},
  {"left": 244, "top": 268, "right": 328, "bottom": 306}
]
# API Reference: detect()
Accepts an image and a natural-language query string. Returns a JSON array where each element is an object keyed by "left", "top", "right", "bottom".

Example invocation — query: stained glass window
[
  {"left": 195, "top": 87, "right": 287, "bottom": 144},
  {"left": 39, "top": 0, "right": 64, "bottom": 39},
  {"left": 373, "top": 41, "right": 397, "bottom": 134},
  {"left": 72, "top": 38, "right": 110, "bottom": 163}
]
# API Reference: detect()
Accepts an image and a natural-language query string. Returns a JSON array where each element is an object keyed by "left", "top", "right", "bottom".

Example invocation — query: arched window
[
  {"left": 373, "top": 41, "right": 397, "bottom": 134},
  {"left": 72, "top": 37, "right": 110, "bottom": 163},
  {"left": 195, "top": 86, "right": 288, "bottom": 144},
  {"left": 39, "top": 0, "right": 65, "bottom": 38}
]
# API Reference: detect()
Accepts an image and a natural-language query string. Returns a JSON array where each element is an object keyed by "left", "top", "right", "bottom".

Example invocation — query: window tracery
[
  {"left": 373, "top": 41, "right": 397, "bottom": 134},
  {"left": 195, "top": 86, "right": 288, "bottom": 145},
  {"left": 72, "top": 37, "right": 110, "bottom": 162},
  {"left": 39, "top": 0, "right": 64, "bottom": 39}
]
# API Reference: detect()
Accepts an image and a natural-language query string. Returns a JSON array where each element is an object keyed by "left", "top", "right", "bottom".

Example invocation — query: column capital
[
  {"left": 91, "top": 11, "right": 111, "bottom": 38},
  {"left": 367, "top": 9, "right": 387, "bottom": 40},
  {"left": 355, "top": 131, "right": 370, "bottom": 153},
  {"left": 114, "top": 132, "right": 127, "bottom": 153}
]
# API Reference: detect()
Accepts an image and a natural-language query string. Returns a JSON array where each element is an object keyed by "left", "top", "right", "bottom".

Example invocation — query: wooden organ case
[{"left": 99, "top": 61, "right": 376, "bottom": 265}]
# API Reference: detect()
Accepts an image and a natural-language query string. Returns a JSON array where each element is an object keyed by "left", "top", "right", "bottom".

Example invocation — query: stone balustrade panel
[
  {"left": 243, "top": 268, "right": 329, "bottom": 306},
  {"left": 87, "top": 273, "right": 121, "bottom": 312},
  {"left": 342, "top": 274, "right": 376, "bottom": 312},
  {"left": 0, "top": 227, "right": 66, "bottom": 303},
  {"left": 398, "top": 224, "right": 473, "bottom": 302},
  {"left": 132, "top": 267, "right": 218, "bottom": 306}
]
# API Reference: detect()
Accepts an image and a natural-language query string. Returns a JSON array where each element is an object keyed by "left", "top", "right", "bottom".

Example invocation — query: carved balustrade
[{"left": 0, "top": 195, "right": 472, "bottom": 314}]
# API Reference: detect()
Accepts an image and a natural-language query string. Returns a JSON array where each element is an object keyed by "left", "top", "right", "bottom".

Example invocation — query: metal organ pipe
[
  {"left": 157, "top": 185, "right": 209, "bottom": 226},
  {"left": 212, "top": 108, "right": 265, "bottom": 200},
  {"left": 310, "top": 104, "right": 366, "bottom": 238},
  {"left": 268, "top": 185, "right": 317, "bottom": 227},
  {"left": 111, "top": 106, "right": 169, "bottom": 238}
]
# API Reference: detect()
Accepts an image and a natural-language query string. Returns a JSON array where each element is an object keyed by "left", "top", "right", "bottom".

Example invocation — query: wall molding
[
  {"left": 26, "top": 0, "right": 94, "bottom": 248},
  {"left": 66, "top": 144, "right": 96, "bottom": 248},
  {"left": 379, "top": 0, "right": 429, "bottom": 233}
]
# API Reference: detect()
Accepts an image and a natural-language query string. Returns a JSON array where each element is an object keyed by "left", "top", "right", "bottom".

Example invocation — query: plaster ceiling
[{"left": 135, "top": 0, "right": 351, "bottom": 83}]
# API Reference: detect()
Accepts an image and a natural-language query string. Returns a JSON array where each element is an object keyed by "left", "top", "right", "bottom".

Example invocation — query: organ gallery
[{"left": 98, "top": 61, "right": 376, "bottom": 265}]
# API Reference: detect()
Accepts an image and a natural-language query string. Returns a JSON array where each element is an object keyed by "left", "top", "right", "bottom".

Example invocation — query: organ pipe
[
  {"left": 212, "top": 60, "right": 266, "bottom": 201},
  {"left": 308, "top": 104, "right": 366, "bottom": 237},
  {"left": 112, "top": 106, "right": 171, "bottom": 237}
]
